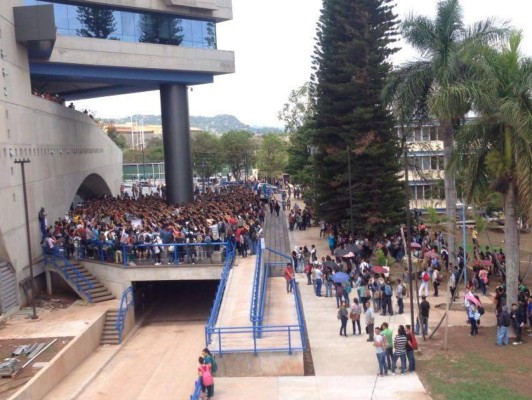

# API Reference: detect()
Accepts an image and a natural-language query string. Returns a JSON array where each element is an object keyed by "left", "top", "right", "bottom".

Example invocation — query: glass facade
[{"left": 24, "top": 0, "right": 216, "bottom": 49}]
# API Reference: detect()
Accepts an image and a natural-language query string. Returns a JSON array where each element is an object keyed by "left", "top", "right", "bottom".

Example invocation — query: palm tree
[
  {"left": 384, "top": 0, "right": 507, "bottom": 262},
  {"left": 452, "top": 32, "right": 532, "bottom": 306}
]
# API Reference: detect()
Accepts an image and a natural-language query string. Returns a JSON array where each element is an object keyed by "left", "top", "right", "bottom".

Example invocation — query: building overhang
[{"left": 14, "top": 5, "right": 56, "bottom": 60}]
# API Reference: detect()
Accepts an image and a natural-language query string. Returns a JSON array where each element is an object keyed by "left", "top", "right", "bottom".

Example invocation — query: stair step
[
  {"left": 89, "top": 287, "right": 109, "bottom": 294},
  {"left": 93, "top": 295, "right": 115, "bottom": 302},
  {"left": 92, "top": 292, "right": 113, "bottom": 299},
  {"left": 101, "top": 341, "right": 119, "bottom": 345}
]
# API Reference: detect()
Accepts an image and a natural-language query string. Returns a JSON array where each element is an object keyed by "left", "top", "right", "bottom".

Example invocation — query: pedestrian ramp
[{"left": 207, "top": 245, "right": 305, "bottom": 355}]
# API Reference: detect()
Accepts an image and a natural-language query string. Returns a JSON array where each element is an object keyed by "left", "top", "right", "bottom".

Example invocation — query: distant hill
[{"left": 103, "top": 114, "right": 283, "bottom": 135}]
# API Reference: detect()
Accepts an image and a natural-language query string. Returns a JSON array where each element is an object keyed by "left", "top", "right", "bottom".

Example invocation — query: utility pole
[
  {"left": 14, "top": 159, "right": 38, "bottom": 320},
  {"left": 347, "top": 145, "right": 354, "bottom": 235}
]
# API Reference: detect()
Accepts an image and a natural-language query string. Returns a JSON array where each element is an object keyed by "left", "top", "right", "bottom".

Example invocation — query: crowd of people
[{"left": 40, "top": 186, "right": 265, "bottom": 265}]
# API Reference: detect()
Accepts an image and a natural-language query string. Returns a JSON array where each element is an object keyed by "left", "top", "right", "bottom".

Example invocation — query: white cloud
[{"left": 76, "top": 0, "right": 532, "bottom": 128}]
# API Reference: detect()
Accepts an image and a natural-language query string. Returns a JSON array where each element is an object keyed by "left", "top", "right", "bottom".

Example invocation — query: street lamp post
[{"left": 14, "top": 159, "right": 38, "bottom": 320}]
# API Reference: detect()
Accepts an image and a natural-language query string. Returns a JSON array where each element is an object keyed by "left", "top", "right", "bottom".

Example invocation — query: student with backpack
[
  {"left": 197, "top": 356, "right": 214, "bottom": 399},
  {"left": 381, "top": 280, "right": 394, "bottom": 316},
  {"left": 496, "top": 306, "right": 511, "bottom": 346},
  {"left": 419, "top": 268, "right": 430, "bottom": 297}
]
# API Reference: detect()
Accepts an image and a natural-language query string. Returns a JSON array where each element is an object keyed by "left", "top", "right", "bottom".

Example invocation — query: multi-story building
[
  {"left": 0, "top": 0, "right": 234, "bottom": 311},
  {"left": 398, "top": 121, "right": 446, "bottom": 211}
]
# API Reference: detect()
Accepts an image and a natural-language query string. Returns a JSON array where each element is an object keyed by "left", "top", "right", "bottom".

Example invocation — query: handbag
[{"left": 350, "top": 312, "right": 360, "bottom": 321}]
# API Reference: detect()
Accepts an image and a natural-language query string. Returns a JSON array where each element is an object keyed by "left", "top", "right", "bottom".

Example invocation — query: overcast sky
[{"left": 76, "top": 0, "right": 532, "bottom": 128}]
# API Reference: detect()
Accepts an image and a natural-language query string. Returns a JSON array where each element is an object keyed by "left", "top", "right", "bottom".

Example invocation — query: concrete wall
[
  {"left": 50, "top": 35, "right": 235, "bottom": 75},
  {"left": 216, "top": 352, "right": 304, "bottom": 377},
  {"left": 0, "top": 1, "right": 122, "bottom": 305},
  {"left": 74, "top": 0, "right": 233, "bottom": 22},
  {"left": 82, "top": 261, "right": 224, "bottom": 298},
  {"left": 8, "top": 309, "right": 107, "bottom": 400}
]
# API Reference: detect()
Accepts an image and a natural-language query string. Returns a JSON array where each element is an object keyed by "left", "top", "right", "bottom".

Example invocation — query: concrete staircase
[
  {"left": 100, "top": 309, "right": 120, "bottom": 345},
  {"left": 48, "top": 262, "right": 115, "bottom": 303}
]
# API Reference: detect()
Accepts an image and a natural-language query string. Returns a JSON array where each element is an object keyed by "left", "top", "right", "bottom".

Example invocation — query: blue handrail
[
  {"left": 205, "top": 241, "right": 235, "bottom": 346},
  {"left": 249, "top": 244, "right": 263, "bottom": 324},
  {"left": 44, "top": 247, "right": 94, "bottom": 302},
  {"left": 189, "top": 377, "right": 203, "bottom": 400},
  {"left": 292, "top": 277, "right": 307, "bottom": 351},
  {"left": 115, "top": 286, "right": 134, "bottom": 344}
]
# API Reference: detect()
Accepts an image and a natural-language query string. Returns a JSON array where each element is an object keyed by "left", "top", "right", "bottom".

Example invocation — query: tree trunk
[
  {"left": 504, "top": 179, "right": 519, "bottom": 307},
  {"left": 441, "top": 122, "right": 457, "bottom": 263}
]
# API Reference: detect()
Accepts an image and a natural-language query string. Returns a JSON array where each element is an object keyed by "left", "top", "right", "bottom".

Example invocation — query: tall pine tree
[{"left": 312, "top": 0, "right": 404, "bottom": 237}]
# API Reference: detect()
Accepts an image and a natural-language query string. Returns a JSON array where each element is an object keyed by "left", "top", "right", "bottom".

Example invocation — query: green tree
[
  {"left": 106, "top": 124, "right": 126, "bottom": 150},
  {"left": 191, "top": 131, "right": 224, "bottom": 179},
  {"left": 451, "top": 32, "right": 532, "bottom": 306},
  {"left": 256, "top": 134, "right": 288, "bottom": 179},
  {"left": 76, "top": 6, "right": 116, "bottom": 39},
  {"left": 220, "top": 130, "right": 255, "bottom": 181},
  {"left": 146, "top": 137, "right": 164, "bottom": 162},
  {"left": 138, "top": 15, "right": 183, "bottom": 45},
  {"left": 384, "top": 0, "right": 507, "bottom": 259},
  {"left": 311, "top": 0, "right": 405, "bottom": 237}
]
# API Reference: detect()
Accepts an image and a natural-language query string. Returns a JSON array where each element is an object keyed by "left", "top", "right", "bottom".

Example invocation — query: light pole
[
  {"left": 461, "top": 198, "right": 467, "bottom": 286},
  {"left": 14, "top": 158, "right": 38, "bottom": 320},
  {"left": 347, "top": 146, "right": 354, "bottom": 234},
  {"left": 308, "top": 146, "right": 317, "bottom": 217}
]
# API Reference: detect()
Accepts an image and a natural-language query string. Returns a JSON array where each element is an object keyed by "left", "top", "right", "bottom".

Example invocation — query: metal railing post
[{"left": 288, "top": 326, "right": 292, "bottom": 355}]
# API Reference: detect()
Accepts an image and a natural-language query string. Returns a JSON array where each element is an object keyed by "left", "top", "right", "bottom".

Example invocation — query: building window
[{"left": 24, "top": 0, "right": 217, "bottom": 49}]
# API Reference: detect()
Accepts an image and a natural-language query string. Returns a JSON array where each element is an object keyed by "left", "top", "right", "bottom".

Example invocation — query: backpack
[
  {"left": 384, "top": 284, "right": 392, "bottom": 296},
  {"left": 401, "top": 285, "right": 407, "bottom": 296},
  {"left": 422, "top": 272, "right": 430, "bottom": 282},
  {"left": 478, "top": 305, "right": 485, "bottom": 316},
  {"left": 344, "top": 282, "right": 352, "bottom": 294},
  {"left": 501, "top": 311, "right": 511, "bottom": 327},
  {"left": 218, "top": 222, "right": 225, "bottom": 233},
  {"left": 200, "top": 365, "right": 213, "bottom": 386},
  {"left": 409, "top": 332, "right": 418, "bottom": 350}
]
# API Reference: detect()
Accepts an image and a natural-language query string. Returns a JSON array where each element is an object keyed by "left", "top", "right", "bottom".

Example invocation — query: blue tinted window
[{"left": 24, "top": 0, "right": 217, "bottom": 49}]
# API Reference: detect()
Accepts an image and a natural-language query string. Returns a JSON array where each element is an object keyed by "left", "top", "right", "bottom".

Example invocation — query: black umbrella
[{"left": 323, "top": 260, "right": 337, "bottom": 269}]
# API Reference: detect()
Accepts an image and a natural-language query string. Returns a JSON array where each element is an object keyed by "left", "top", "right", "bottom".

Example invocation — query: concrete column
[
  {"left": 160, "top": 84, "right": 194, "bottom": 204},
  {"left": 45, "top": 270, "right": 52, "bottom": 296}
]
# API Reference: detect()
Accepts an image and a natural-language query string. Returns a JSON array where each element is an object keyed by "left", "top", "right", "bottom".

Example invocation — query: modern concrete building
[
  {"left": 0, "top": 0, "right": 234, "bottom": 312},
  {"left": 398, "top": 121, "right": 446, "bottom": 211}
]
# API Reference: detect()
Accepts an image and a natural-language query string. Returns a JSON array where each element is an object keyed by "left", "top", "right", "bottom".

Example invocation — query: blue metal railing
[
  {"left": 205, "top": 241, "right": 235, "bottom": 346},
  {"left": 44, "top": 247, "right": 94, "bottom": 302},
  {"left": 73, "top": 240, "right": 225, "bottom": 267},
  {"left": 292, "top": 277, "right": 307, "bottom": 351},
  {"left": 190, "top": 377, "right": 203, "bottom": 400},
  {"left": 115, "top": 286, "right": 134, "bottom": 344},
  {"left": 207, "top": 324, "right": 305, "bottom": 356},
  {"left": 249, "top": 244, "right": 263, "bottom": 325}
]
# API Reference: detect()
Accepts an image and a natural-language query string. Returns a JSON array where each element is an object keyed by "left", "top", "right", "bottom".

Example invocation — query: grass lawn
[{"left": 416, "top": 326, "right": 532, "bottom": 400}]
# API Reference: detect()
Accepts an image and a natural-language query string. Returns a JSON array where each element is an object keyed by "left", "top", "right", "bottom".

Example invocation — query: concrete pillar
[
  {"left": 160, "top": 84, "right": 194, "bottom": 204},
  {"left": 45, "top": 270, "right": 52, "bottom": 296}
]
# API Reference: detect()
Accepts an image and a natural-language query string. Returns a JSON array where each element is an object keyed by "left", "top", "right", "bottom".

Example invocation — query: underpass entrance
[{"left": 133, "top": 280, "right": 218, "bottom": 325}]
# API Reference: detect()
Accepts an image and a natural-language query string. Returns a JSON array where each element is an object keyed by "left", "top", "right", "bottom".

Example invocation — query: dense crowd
[{"left": 40, "top": 186, "right": 265, "bottom": 264}]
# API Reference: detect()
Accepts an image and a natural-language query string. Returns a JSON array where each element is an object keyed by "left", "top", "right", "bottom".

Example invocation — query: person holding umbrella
[{"left": 338, "top": 301, "right": 349, "bottom": 337}]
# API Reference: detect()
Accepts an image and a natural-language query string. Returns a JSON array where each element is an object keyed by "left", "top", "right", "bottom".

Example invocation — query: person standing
[
  {"left": 314, "top": 266, "right": 323, "bottom": 297},
  {"left": 338, "top": 301, "right": 349, "bottom": 337},
  {"left": 284, "top": 263, "right": 295, "bottom": 294},
  {"left": 391, "top": 325, "right": 408, "bottom": 375},
  {"left": 405, "top": 325, "right": 417, "bottom": 372},
  {"left": 468, "top": 303, "right": 479, "bottom": 336},
  {"left": 496, "top": 306, "right": 511, "bottom": 346},
  {"left": 373, "top": 327, "right": 387, "bottom": 377},
  {"left": 305, "top": 262, "right": 312, "bottom": 285},
  {"left": 350, "top": 298, "right": 362, "bottom": 335},
  {"left": 365, "top": 301, "right": 375, "bottom": 342},
  {"left": 510, "top": 302, "right": 525, "bottom": 345},
  {"left": 197, "top": 356, "right": 214, "bottom": 399},
  {"left": 38, "top": 207, "right": 47, "bottom": 243},
  {"left": 396, "top": 279, "right": 404, "bottom": 314},
  {"left": 381, "top": 280, "right": 394, "bottom": 316},
  {"left": 419, "top": 268, "right": 430, "bottom": 297},
  {"left": 416, "top": 295, "right": 430, "bottom": 336},
  {"left": 432, "top": 268, "right": 440, "bottom": 297},
  {"left": 381, "top": 322, "right": 394, "bottom": 372}
]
